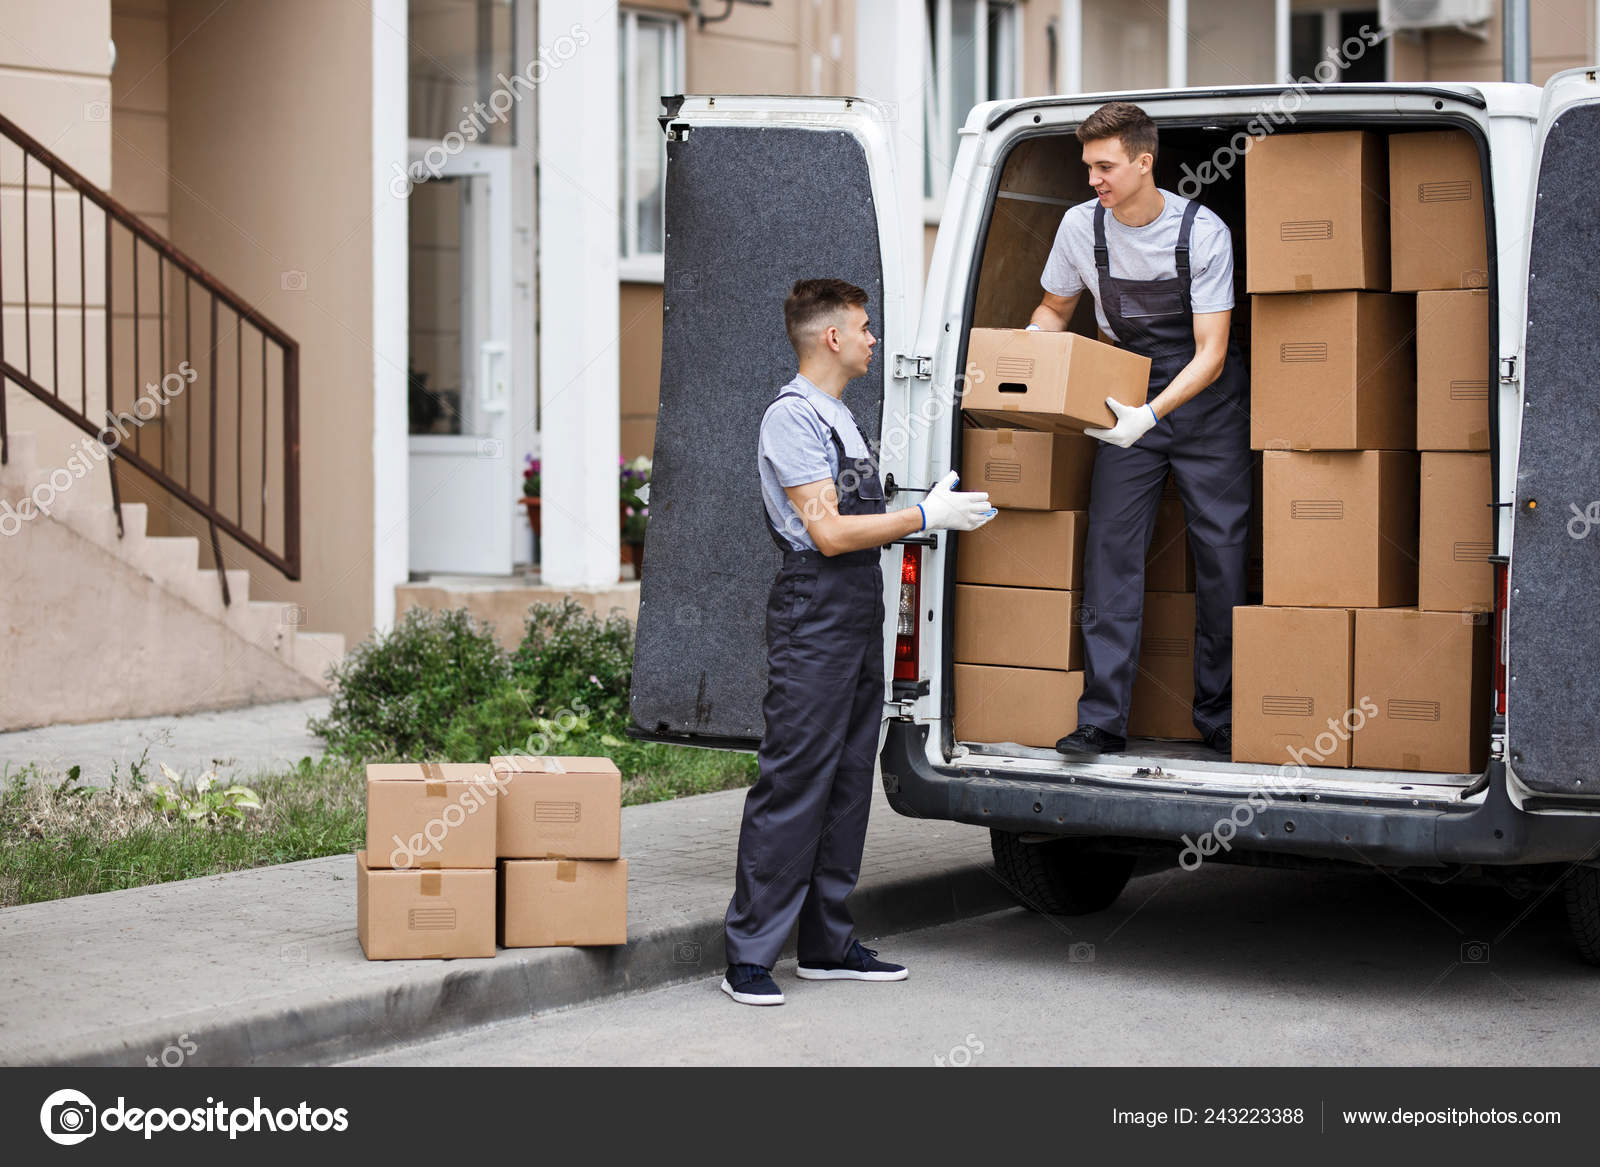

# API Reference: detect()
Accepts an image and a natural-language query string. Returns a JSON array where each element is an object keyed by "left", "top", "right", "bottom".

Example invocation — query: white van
[{"left": 628, "top": 75, "right": 1600, "bottom": 961}]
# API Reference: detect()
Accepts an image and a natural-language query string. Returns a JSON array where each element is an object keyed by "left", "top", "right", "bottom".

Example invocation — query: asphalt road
[{"left": 346, "top": 860, "right": 1600, "bottom": 1066}]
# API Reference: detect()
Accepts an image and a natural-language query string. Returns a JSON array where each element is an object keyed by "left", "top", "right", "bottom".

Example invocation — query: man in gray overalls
[
  {"left": 1030, "top": 102, "right": 1250, "bottom": 758},
  {"left": 721, "top": 278, "right": 995, "bottom": 1006}
]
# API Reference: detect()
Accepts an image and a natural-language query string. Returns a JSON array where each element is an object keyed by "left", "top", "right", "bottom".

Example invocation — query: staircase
[
  {"left": 0, "top": 111, "right": 343, "bottom": 732},
  {"left": 0, "top": 430, "right": 342, "bottom": 731}
]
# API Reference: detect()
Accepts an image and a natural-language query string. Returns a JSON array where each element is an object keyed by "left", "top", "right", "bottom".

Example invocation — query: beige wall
[
  {"left": 161, "top": 0, "right": 375, "bottom": 647},
  {"left": 0, "top": 1, "right": 113, "bottom": 522},
  {"left": 1419, "top": 0, "right": 1593, "bottom": 84}
]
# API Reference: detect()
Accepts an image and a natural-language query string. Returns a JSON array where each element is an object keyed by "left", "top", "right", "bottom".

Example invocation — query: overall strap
[
  {"left": 1092, "top": 203, "right": 1111, "bottom": 276},
  {"left": 1173, "top": 197, "right": 1203, "bottom": 292}
]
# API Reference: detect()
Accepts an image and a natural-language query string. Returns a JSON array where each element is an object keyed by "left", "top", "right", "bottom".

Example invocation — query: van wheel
[
  {"left": 1563, "top": 866, "right": 1600, "bottom": 965},
  {"left": 989, "top": 830, "right": 1136, "bottom": 915}
]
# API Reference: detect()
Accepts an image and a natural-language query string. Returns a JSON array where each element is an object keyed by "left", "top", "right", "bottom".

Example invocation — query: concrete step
[
  {"left": 133, "top": 535, "right": 200, "bottom": 586},
  {"left": 291, "top": 631, "right": 345, "bottom": 686},
  {"left": 0, "top": 430, "right": 39, "bottom": 480},
  {"left": 55, "top": 500, "right": 148, "bottom": 552}
]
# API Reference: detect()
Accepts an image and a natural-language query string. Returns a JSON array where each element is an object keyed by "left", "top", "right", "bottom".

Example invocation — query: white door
[{"left": 407, "top": 146, "right": 514, "bottom": 575}]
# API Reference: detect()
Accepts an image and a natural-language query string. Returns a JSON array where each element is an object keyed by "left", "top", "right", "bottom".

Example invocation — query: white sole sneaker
[
  {"left": 720, "top": 977, "right": 785, "bottom": 1005},
  {"left": 794, "top": 966, "right": 909, "bottom": 981}
]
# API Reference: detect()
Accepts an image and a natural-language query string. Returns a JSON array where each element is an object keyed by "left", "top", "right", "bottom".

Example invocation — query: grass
[{"left": 0, "top": 736, "right": 756, "bottom": 909}]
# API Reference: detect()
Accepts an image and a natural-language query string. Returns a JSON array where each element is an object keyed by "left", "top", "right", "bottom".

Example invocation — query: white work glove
[
  {"left": 1084, "top": 397, "right": 1159, "bottom": 448},
  {"left": 917, "top": 470, "right": 996, "bottom": 533}
]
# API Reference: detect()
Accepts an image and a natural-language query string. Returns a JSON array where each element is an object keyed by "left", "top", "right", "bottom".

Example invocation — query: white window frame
[
  {"left": 619, "top": 7, "right": 685, "bottom": 283},
  {"left": 924, "top": 0, "right": 1022, "bottom": 223}
]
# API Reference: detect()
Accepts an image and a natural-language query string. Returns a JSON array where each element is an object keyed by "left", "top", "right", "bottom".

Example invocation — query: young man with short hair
[
  {"left": 720, "top": 278, "right": 995, "bottom": 1006},
  {"left": 1030, "top": 102, "right": 1250, "bottom": 758}
]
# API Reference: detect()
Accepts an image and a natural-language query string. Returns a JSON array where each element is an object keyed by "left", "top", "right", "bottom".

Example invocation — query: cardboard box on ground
[{"left": 356, "top": 758, "right": 628, "bottom": 960}]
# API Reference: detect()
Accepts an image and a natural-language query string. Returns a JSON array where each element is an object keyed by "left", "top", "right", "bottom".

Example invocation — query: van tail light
[
  {"left": 1493, "top": 559, "right": 1509, "bottom": 716},
  {"left": 894, "top": 545, "right": 922, "bottom": 682}
]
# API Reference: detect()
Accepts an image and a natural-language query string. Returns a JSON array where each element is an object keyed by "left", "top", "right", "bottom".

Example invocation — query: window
[
  {"left": 620, "top": 8, "right": 684, "bottom": 280},
  {"left": 409, "top": 0, "right": 517, "bottom": 147},
  {"left": 924, "top": 0, "right": 1020, "bottom": 214},
  {"left": 1290, "top": 7, "right": 1386, "bottom": 84}
]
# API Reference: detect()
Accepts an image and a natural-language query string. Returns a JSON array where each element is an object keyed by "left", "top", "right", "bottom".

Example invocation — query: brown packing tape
[
  {"left": 1294, "top": 274, "right": 1313, "bottom": 291},
  {"left": 1403, "top": 753, "right": 1421, "bottom": 770},
  {"left": 425, "top": 781, "right": 446, "bottom": 798},
  {"left": 1467, "top": 429, "right": 1490, "bottom": 445},
  {"left": 419, "top": 857, "right": 442, "bottom": 869},
  {"left": 996, "top": 429, "right": 1014, "bottom": 447},
  {"left": 420, "top": 872, "right": 442, "bottom": 895},
  {"left": 557, "top": 861, "right": 578, "bottom": 883},
  {"left": 422, "top": 762, "right": 444, "bottom": 782}
]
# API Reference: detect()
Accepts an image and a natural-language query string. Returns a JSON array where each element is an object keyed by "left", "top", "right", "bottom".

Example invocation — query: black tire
[
  {"left": 1563, "top": 866, "right": 1600, "bottom": 966},
  {"left": 989, "top": 830, "right": 1137, "bottom": 915}
]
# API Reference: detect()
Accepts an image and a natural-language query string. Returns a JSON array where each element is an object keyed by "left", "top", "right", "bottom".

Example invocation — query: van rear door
[
  {"left": 628, "top": 96, "right": 909, "bottom": 750},
  {"left": 1505, "top": 67, "right": 1600, "bottom": 798}
]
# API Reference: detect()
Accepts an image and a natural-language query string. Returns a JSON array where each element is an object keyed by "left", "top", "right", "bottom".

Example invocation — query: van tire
[
  {"left": 989, "top": 830, "right": 1136, "bottom": 916},
  {"left": 1563, "top": 866, "right": 1600, "bottom": 966}
]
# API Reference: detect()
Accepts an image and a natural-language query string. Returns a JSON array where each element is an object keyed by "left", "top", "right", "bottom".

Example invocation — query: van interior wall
[{"left": 960, "top": 121, "right": 1493, "bottom": 778}]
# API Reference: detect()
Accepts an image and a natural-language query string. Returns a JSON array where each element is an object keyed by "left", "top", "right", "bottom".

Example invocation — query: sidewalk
[
  {"left": 0, "top": 698, "right": 330, "bottom": 786},
  {"left": 0, "top": 781, "right": 1011, "bottom": 1067}
]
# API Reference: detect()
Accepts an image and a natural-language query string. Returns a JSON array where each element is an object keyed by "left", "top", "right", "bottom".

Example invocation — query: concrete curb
[{"left": 33, "top": 861, "right": 1015, "bottom": 1067}]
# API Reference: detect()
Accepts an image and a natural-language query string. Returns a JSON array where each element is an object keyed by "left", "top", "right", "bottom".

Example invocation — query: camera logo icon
[
  {"left": 280, "top": 270, "right": 307, "bottom": 292},
  {"left": 477, "top": 438, "right": 504, "bottom": 460},
  {"left": 673, "top": 941, "right": 702, "bottom": 963},
  {"left": 40, "top": 1088, "right": 97, "bottom": 1146}
]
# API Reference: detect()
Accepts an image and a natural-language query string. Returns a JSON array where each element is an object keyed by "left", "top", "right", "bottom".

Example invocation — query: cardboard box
[
  {"left": 960, "top": 426, "right": 1096, "bottom": 510},
  {"left": 954, "top": 664, "right": 1083, "bottom": 749},
  {"left": 1416, "top": 289, "right": 1490, "bottom": 450},
  {"left": 500, "top": 858, "right": 628, "bottom": 948},
  {"left": 956, "top": 508, "right": 1088, "bottom": 590},
  {"left": 1419, "top": 452, "right": 1493, "bottom": 613},
  {"left": 1389, "top": 130, "right": 1489, "bottom": 293},
  {"left": 1353, "top": 608, "right": 1491, "bottom": 773},
  {"left": 1146, "top": 480, "right": 1195, "bottom": 592},
  {"left": 1128, "top": 592, "right": 1200, "bottom": 740},
  {"left": 356, "top": 851, "right": 495, "bottom": 960},
  {"left": 962, "top": 327, "right": 1152, "bottom": 432},
  {"left": 1245, "top": 130, "right": 1389, "bottom": 293},
  {"left": 365, "top": 763, "right": 500, "bottom": 870},
  {"left": 489, "top": 755, "right": 622, "bottom": 859},
  {"left": 954, "top": 584, "right": 1080, "bottom": 671},
  {"left": 1249, "top": 292, "right": 1416, "bottom": 451},
  {"left": 1262, "top": 450, "right": 1419, "bottom": 607},
  {"left": 1232, "top": 606, "right": 1355, "bottom": 767}
]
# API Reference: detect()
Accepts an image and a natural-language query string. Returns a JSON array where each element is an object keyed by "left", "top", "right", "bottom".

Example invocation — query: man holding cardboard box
[
  {"left": 723, "top": 278, "right": 995, "bottom": 1006},
  {"left": 1031, "top": 102, "right": 1251, "bottom": 757}
]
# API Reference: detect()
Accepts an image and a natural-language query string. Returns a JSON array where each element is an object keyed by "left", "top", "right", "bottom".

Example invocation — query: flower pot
[{"left": 520, "top": 496, "right": 541, "bottom": 536}]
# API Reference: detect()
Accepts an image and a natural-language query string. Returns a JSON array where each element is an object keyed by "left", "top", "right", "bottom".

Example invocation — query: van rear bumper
[{"left": 880, "top": 721, "right": 1600, "bottom": 869}]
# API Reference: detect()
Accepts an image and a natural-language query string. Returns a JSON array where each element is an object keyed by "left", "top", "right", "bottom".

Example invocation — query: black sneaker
[
  {"left": 1204, "top": 724, "right": 1233, "bottom": 757},
  {"left": 796, "top": 940, "right": 908, "bottom": 981},
  {"left": 720, "top": 963, "right": 785, "bottom": 1005},
  {"left": 1055, "top": 724, "right": 1127, "bottom": 756}
]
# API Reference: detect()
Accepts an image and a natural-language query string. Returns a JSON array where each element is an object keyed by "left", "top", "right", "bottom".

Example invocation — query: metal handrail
[{"left": 0, "top": 110, "right": 300, "bottom": 590}]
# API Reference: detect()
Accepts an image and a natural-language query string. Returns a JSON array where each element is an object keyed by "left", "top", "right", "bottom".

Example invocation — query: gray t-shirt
[
  {"left": 758, "top": 373, "right": 873, "bottom": 552},
  {"left": 1038, "top": 189, "right": 1235, "bottom": 342}
]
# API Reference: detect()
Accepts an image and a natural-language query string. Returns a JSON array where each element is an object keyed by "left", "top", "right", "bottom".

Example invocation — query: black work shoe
[
  {"left": 1055, "top": 724, "right": 1127, "bottom": 756},
  {"left": 796, "top": 940, "right": 908, "bottom": 981},
  {"left": 1204, "top": 724, "right": 1233, "bottom": 757},
  {"left": 720, "top": 963, "right": 785, "bottom": 1005}
]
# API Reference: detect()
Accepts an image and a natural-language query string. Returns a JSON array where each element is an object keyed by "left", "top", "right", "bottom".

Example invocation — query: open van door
[
  {"left": 628, "top": 96, "right": 909, "bottom": 750},
  {"left": 1506, "top": 67, "right": 1600, "bottom": 798}
]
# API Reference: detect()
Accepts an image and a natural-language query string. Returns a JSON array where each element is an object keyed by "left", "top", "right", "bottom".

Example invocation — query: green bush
[
  {"left": 510, "top": 597, "right": 635, "bottom": 726},
  {"left": 309, "top": 607, "right": 509, "bottom": 761}
]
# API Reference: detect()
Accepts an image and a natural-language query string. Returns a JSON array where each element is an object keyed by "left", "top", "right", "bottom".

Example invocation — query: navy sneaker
[
  {"left": 720, "top": 963, "right": 785, "bottom": 1005},
  {"left": 796, "top": 940, "right": 908, "bottom": 981}
]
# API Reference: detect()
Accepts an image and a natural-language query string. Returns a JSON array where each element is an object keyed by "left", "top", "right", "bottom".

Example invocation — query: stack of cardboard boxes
[
  {"left": 951, "top": 328, "right": 1149, "bottom": 747},
  {"left": 1233, "top": 129, "right": 1493, "bottom": 774},
  {"left": 356, "top": 756, "right": 626, "bottom": 960}
]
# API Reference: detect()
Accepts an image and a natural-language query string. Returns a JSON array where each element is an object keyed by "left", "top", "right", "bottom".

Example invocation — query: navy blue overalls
[
  {"left": 724, "top": 389, "right": 887, "bottom": 969},
  {"left": 1076, "top": 199, "right": 1252, "bottom": 738}
]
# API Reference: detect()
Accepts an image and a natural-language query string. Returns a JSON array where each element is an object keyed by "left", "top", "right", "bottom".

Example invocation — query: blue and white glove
[
  {"left": 1084, "top": 397, "right": 1159, "bottom": 449},
  {"left": 917, "top": 470, "right": 996, "bottom": 533}
]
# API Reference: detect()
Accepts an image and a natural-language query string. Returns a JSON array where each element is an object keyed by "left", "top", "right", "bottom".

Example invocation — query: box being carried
[
  {"left": 490, "top": 754, "right": 622, "bottom": 859},
  {"left": 962, "top": 327, "right": 1151, "bottom": 433}
]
